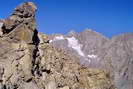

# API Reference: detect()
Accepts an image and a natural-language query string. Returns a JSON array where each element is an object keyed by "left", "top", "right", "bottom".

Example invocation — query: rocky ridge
[
  {"left": 49, "top": 30, "right": 133, "bottom": 89},
  {"left": 0, "top": 2, "right": 116, "bottom": 89}
]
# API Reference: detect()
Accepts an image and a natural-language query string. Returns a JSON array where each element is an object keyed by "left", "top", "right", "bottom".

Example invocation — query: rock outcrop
[
  {"left": 0, "top": 2, "right": 123, "bottom": 89},
  {"left": 0, "top": 2, "right": 39, "bottom": 89}
]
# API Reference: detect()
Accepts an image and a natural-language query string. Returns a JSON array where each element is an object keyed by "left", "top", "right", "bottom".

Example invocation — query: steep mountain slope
[
  {"left": 49, "top": 30, "right": 133, "bottom": 89},
  {"left": 100, "top": 33, "right": 133, "bottom": 89},
  {"left": 0, "top": 2, "right": 116, "bottom": 89},
  {"left": 48, "top": 29, "right": 109, "bottom": 68}
]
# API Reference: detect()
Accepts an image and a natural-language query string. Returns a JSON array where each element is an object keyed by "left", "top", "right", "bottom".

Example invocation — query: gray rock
[
  {"left": 101, "top": 33, "right": 133, "bottom": 89},
  {"left": 49, "top": 30, "right": 133, "bottom": 89}
]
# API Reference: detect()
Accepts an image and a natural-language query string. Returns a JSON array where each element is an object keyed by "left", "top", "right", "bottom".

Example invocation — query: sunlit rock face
[
  {"left": 0, "top": 2, "right": 39, "bottom": 89},
  {"left": 0, "top": 1, "right": 132, "bottom": 89}
]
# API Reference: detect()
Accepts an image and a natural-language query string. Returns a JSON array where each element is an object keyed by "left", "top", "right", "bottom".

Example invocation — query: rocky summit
[{"left": 0, "top": 2, "right": 132, "bottom": 89}]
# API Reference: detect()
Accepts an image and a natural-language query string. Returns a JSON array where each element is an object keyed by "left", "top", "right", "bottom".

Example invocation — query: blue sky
[{"left": 0, "top": 0, "right": 133, "bottom": 37}]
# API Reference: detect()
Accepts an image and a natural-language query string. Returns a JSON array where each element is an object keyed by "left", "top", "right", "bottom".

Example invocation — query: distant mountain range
[{"left": 48, "top": 29, "right": 133, "bottom": 89}]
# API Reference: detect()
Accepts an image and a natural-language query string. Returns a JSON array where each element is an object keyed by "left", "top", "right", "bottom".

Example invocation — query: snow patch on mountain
[
  {"left": 49, "top": 35, "right": 65, "bottom": 43},
  {"left": 87, "top": 54, "right": 97, "bottom": 59},
  {"left": 0, "top": 22, "right": 3, "bottom": 27},
  {"left": 49, "top": 40, "right": 53, "bottom": 43},
  {"left": 54, "top": 35, "right": 65, "bottom": 41},
  {"left": 50, "top": 36, "right": 92, "bottom": 62},
  {"left": 66, "top": 37, "right": 85, "bottom": 57}
]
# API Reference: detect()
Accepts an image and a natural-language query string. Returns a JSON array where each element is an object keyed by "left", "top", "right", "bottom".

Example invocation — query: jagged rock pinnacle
[
  {"left": 11, "top": 2, "right": 37, "bottom": 21},
  {"left": 0, "top": 2, "right": 38, "bottom": 44}
]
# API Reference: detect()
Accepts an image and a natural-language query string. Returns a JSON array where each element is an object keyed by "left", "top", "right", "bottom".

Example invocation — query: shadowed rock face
[{"left": 0, "top": 2, "right": 122, "bottom": 89}]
